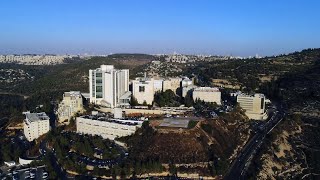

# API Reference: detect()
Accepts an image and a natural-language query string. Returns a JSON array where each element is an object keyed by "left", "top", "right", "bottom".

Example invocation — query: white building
[
  {"left": 56, "top": 91, "right": 84, "bottom": 124},
  {"left": 76, "top": 114, "right": 143, "bottom": 140},
  {"left": 237, "top": 93, "right": 267, "bottom": 120},
  {"left": 181, "top": 77, "right": 195, "bottom": 97},
  {"left": 193, "top": 87, "right": 222, "bottom": 105},
  {"left": 182, "top": 85, "right": 197, "bottom": 98},
  {"left": 165, "top": 54, "right": 189, "bottom": 63},
  {"left": 4, "top": 161, "right": 16, "bottom": 167},
  {"left": 89, "top": 65, "right": 131, "bottom": 108},
  {"left": 181, "top": 77, "right": 193, "bottom": 87},
  {"left": 131, "top": 77, "right": 155, "bottom": 105},
  {"left": 23, "top": 112, "right": 50, "bottom": 141},
  {"left": 153, "top": 79, "right": 163, "bottom": 92}
]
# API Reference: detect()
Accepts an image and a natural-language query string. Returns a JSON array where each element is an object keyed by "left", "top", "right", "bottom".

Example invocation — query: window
[
  {"left": 96, "top": 79, "right": 102, "bottom": 83},
  {"left": 96, "top": 86, "right": 103, "bottom": 93},
  {"left": 139, "top": 86, "right": 145, "bottom": 92},
  {"left": 96, "top": 73, "right": 102, "bottom": 77},
  {"left": 261, "top": 98, "right": 265, "bottom": 109}
]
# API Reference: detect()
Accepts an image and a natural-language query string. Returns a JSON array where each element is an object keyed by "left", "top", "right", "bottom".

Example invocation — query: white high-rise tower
[{"left": 89, "top": 65, "right": 131, "bottom": 108}]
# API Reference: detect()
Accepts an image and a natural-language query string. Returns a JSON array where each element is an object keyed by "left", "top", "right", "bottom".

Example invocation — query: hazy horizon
[{"left": 1, "top": 0, "right": 320, "bottom": 56}]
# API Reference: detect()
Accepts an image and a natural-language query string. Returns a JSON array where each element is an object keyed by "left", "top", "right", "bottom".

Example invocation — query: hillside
[
  {"left": 1, "top": 49, "right": 320, "bottom": 178},
  {"left": 119, "top": 107, "right": 251, "bottom": 177},
  {"left": 187, "top": 48, "right": 320, "bottom": 91},
  {"left": 245, "top": 51, "right": 320, "bottom": 179}
]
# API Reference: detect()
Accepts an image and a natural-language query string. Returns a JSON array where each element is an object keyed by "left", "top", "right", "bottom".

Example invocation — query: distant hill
[
  {"left": 0, "top": 55, "right": 153, "bottom": 110},
  {"left": 107, "top": 53, "right": 157, "bottom": 61}
]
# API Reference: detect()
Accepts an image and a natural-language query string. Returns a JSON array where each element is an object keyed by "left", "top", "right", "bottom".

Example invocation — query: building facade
[
  {"left": 89, "top": 65, "right": 130, "bottom": 108},
  {"left": 153, "top": 79, "right": 164, "bottom": 92},
  {"left": 192, "top": 87, "right": 222, "bottom": 105},
  {"left": 56, "top": 91, "right": 84, "bottom": 124},
  {"left": 181, "top": 77, "right": 195, "bottom": 97},
  {"left": 237, "top": 93, "right": 267, "bottom": 120},
  {"left": 23, "top": 112, "right": 50, "bottom": 141},
  {"left": 163, "top": 77, "right": 182, "bottom": 94},
  {"left": 165, "top": 54, "right": 189, "bottom": 63},
  {"left": 131, "top": 77, "right": 155, "bottom": 105},
  {"left": 76, "top": 114, "right": 142, "bottom": 140}
]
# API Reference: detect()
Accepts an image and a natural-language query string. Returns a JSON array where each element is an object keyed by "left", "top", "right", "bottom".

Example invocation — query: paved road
[
  {"left": 40, "top": 141, "right": 69, "bottom": 179},
  {"left": 224, "top": 105, "right": 286, "bottom": 180},
  {"left": 0, "top": 91, "right": 29, "bottom": 99}
]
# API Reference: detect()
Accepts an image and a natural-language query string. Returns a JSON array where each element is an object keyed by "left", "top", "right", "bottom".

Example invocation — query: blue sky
[{"left": 0, "top": 0, "right": 319, "bottom": 56}]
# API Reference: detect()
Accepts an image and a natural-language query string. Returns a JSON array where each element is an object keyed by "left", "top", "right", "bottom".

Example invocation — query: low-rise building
[
  {"left": 192, "top": 87, "right": 222, "bottom": 105},
  {"left": 76, "top": 114, "right": 143, "bottom": 140},
  {"left": 23, "top": 112, "right": 50, "bottom": 141},
  {"left": 56, "top": 91, "right": 84, "bottom": 124},
  {"left": 237, "top": 93, "right": 267, "bottom": 120},
  {"left": 131, "top": 77, "right": 155, "bottom": 105}
]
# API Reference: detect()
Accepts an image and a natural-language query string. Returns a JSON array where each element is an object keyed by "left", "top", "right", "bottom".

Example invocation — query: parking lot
[{"left": 69, "top": 151, "right": 125, "bottom": 168}]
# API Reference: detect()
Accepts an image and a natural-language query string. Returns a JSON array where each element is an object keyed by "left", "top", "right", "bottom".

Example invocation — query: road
[
  {"left": 0, "top": 91, "right": 29, "bottom": 99},
  {"left": 224, "top": 105, "right": 286, "bottom": 180},
  {"left": 40, "top": 141, "right": 69, "bottom": 179}
]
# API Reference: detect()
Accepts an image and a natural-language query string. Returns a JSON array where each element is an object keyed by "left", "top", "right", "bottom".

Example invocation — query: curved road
[{"left": 224, "top": 106, "right": 286, "bottom": 180}]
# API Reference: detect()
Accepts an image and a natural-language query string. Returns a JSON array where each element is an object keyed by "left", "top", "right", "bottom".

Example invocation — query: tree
[
  {"left": 154, "top": 90, "right": 181, "bottom": 107},
  {"left": 130, "top": 96, "right": 139, "bottom": 106},
  {"left": 184, "top": 91, "right": 194, "bottom": 107},
  {"left": 169, "top": 162, "right": 177, "bottom": 176},
  {"left": 142, "top": 100, "right": 148, "bottom": 106}
]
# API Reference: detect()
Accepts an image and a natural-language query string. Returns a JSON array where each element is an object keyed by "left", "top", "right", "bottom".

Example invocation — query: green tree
[
  {"left": 142, "top": 100, "right": 148, "bottom": 106},
  {"left": 154, "top": 90, "right": 181, "bottom": 107},
  {"left": 130, "top": 96, "right": 139, "bottom": 106}
]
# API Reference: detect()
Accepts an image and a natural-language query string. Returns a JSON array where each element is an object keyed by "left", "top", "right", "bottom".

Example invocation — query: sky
[{"left": 0, "top": 0, "right": 320, "bottom": 56}]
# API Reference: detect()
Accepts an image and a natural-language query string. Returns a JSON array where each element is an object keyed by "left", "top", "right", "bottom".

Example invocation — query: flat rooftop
[
  {"left": 26, "top": 112, "right": 49, "bottom": 122},
  {"left": 79, "top": 114, "right": 143, "bottom": 126},
  {"left": 238, "top": 93, "right": 265, "bottom": 98},
  {"left": 64, "top": 91, "right": 82, "bottom": 97},
  {"left": 194, "top": 87, "right": 220, "bottom": 92},
  {"left": 159, "top": 118, "right": 190, "bottom": 128}
]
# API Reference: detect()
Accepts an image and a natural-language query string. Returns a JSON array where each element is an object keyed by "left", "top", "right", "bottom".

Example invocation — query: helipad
[{"left": 159, "top": 118, "right": 190, "bottom": 128}]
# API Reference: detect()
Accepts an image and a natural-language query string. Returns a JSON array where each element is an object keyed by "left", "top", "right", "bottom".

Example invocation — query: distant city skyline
[{"left": 0, "top": 0, "right": 319, "bottom": 56}]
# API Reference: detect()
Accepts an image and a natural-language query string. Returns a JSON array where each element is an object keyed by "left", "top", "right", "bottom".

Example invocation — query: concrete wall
[{"left": 193, "top": 90, "right": 221, "bottom": 105}]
